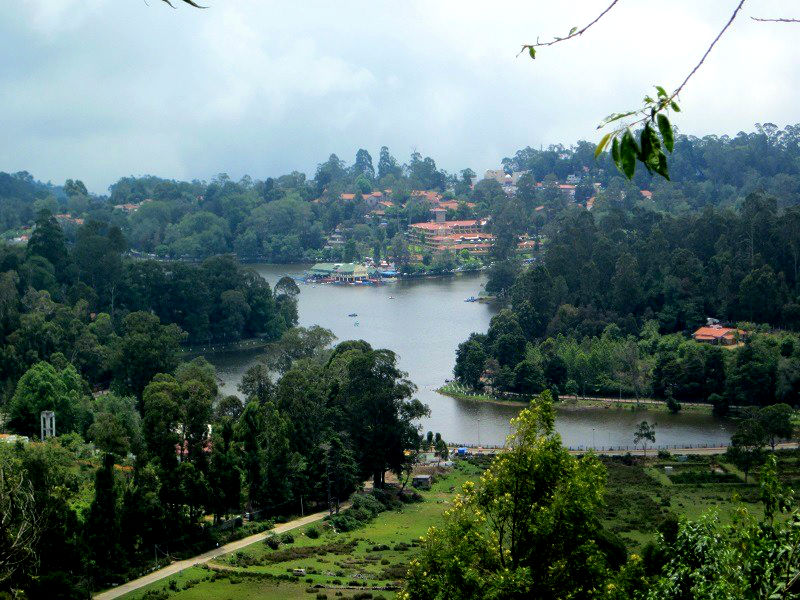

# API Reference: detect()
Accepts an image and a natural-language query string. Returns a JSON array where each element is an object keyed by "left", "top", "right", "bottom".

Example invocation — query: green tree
[
  {"left": 27, "top": 210, "right": 69, "bottom": 275},
  {"left": 7, "top": 361, "right": 91, "bottom": 438},
  {"left": 110, "top": 311, "right": 186, "bottom": 399},
  {"left": 332, "top": 344, "right": 429, "bottom": 488},
  {"left": 757, "top": 403, "right": 794, "bottom": 450},
  {"left": 453, "top": 337, "right": 487, "bottom": 389},
  {"left": 323, "top": 433, "right": 359, "bottom": 514},
  {"left": 403, "top": 391, "right": 613, "bottom": 600},
  {"left": 726, "top": 415, "right": 767, "bottom": 483},
  {"left": 85, "top": 453, "right": 121, "bottom": 581},
  {"left": 634, "top": 420, "right": 656, "bottom": 457}
]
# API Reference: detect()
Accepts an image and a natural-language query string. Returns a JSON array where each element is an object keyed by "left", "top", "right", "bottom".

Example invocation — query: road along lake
[{"left": 204, "top": 264, "right": 734, "bottom": 448}]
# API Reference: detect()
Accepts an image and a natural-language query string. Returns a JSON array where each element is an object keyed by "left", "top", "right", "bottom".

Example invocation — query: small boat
[
  {"left": 348, "top": 313, "right": 358, "bottom": 317},
  {"left": 464, "top": 296, "right": 477, "bottom": 302},
  {"left": 388, "top": 296, "right": 395, "bottom": 300},
  {"left": 354, "top": 321, "right": 360, "bottom": 327}
]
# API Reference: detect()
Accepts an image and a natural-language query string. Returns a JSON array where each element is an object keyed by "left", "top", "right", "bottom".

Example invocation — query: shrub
[
  {"left": 668, "top": 470, "right": 740, "bottom": 484},
  {"left": 281, "top": 532, "right": 295, "bottom": 544},
  {"left": 353, "top": 493, "right": 386, "bottom": 516},
  {"left": 265, "top": 536, "right": 281, "bottom": 550},
  {"left": 329, "top": 514, "right": 361, "bottom": 532},
  {"left": 381, "top": 558, "right": 390, "bottom": 565},
  {"left": 306, "top": 525, "right": 320, "bottom": 539},
  {"left": 317, "top": 595, "right": 328, "bottom": 600}
]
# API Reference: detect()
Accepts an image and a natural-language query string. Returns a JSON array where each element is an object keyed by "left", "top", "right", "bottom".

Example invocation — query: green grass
[
  {"left": 118, "top": 451, "right": 800, "bottom": 599},
  {"left": 119, "top": 462, "right": 483, "bottom": 600},
  {"left": 598, "top": 452, "right": 789, "bottom": 549}
]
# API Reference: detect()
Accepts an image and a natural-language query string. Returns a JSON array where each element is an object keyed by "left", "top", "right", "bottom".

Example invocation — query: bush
[
  {"left": 265, "top": 536, "right": 281, "bottom": 550},
  {"left": 317, "top": 595, "right": 329, "bottom": 600},
  {"left": 329, "top": 514, "right": 361, "bottom": 532},
  {"left": 306, "top": 525, "right": 320, "bottom": 539},
  {"left": 668, "top": 470, "right": 740, "bottom": 484},
  {"left": 281, "top": 532, "right": 295, "bottom": 544}
]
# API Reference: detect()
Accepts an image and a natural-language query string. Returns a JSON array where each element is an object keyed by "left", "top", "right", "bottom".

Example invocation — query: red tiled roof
[
  {"left": 640, "top": 190, "right": 653, "bottom": 199},
  {"left": 410, "top": 220, "right": 479, "bottom": 231}
]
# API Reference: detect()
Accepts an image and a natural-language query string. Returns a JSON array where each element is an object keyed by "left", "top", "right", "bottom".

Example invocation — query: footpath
[{"left": 94, "top": 509, "right": 332, "bottom": 600}]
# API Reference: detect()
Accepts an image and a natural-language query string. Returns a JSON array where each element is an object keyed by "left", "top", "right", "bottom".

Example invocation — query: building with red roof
[{"left": 692, "top": 324, "right": 747, "bottom": 345}]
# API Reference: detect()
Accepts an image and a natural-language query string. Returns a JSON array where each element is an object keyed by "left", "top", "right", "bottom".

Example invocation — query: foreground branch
[
  {"left": 751, "top": 16, "right": 800, "bottom": 23},
  {"left": 518, "top": 0, "right": 620, "bottom": 56},
  {"left": 161, "top": 0, "right": 207, "bottom": 7}
]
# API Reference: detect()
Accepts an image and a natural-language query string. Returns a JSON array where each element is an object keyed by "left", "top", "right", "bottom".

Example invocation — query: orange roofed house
[
  {"left": 409, "top": 218, "right": 492, "bottom": 256},
  {"left": 692, "top": 324, "right": 747, "bottom": 345}
]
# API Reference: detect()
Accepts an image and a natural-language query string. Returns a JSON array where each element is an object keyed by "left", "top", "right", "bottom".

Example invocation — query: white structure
[{"left": 40, "top": 410, "right": 55, "bottom": 441}]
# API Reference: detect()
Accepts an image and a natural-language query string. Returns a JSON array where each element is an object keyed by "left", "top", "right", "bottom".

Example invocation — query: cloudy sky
[{"left": 3, "top": 0, "right": 798, "bottom": 192}]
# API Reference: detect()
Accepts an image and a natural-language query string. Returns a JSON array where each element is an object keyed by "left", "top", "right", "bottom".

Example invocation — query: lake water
[{"left": 205, "top": 264, "right": 734, "bottom": 448}]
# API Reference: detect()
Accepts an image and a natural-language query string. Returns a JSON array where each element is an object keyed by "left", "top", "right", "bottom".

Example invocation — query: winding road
[{"left": 94, "top": 508, "right": 333, "bottom": 600}]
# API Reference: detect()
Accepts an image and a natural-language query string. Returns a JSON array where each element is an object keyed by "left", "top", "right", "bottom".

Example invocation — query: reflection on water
[{"left": 204, "top": 264, "right": 734, "bottom": 447}]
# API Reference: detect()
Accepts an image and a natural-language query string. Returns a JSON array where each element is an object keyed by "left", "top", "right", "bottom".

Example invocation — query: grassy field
[
  {"left": 118, "top": 460, "right": 485, "bottom": 600},
  {"left": 599, "top": 450, "right": 800, "bottom": 549},
  {"left": 117, "top": 449, "right": 800, "bottom": 600}
]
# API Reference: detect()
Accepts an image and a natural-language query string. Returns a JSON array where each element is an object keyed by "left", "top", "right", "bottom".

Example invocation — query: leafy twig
[{"left": 518, "top": 0, "right": 620, "bottom": 57}]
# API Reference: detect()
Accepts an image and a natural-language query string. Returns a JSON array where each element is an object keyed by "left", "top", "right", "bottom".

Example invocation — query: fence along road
[{"left": 93, "top": 508, "right": 334, "bottom": 600}]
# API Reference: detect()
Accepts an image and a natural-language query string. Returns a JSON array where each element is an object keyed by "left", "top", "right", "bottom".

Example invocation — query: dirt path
[{"left": 94, "top": 509, "right": 333, "bottom": 600}]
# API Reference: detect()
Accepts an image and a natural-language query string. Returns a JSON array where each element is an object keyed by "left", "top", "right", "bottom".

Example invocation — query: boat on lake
[{"left": 348, "top": 313, "right": 358, "bottom": 317}]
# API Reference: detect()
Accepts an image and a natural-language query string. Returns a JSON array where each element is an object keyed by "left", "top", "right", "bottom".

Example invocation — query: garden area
[{"left": 118, "top": 460, "right": 487, "bottom": 600}]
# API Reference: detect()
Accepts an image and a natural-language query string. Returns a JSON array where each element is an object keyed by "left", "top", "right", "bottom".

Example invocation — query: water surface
[{"left": 205, "top": 264, "right": 733, "bottom": 448}]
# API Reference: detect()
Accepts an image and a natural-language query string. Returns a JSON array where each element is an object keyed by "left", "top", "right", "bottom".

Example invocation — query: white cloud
[{"left": 2, "top": 0, "right": 799, "bottom": 190}]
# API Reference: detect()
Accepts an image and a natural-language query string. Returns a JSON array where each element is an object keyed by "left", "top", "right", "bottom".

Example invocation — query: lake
[{"left": 205, "top": 264, "right": 734, "bottom": 448}]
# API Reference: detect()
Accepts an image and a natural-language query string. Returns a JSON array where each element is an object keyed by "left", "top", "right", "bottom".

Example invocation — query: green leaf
[
  {"left": 670, "top": 101, "right": 680, "bottom": 112},
  {"left": 639, "top": 125, "right": 652, "bottom": 163},
  {"left": 611, "top": 137, "right": 621, "bottom": 170},
  {"left": 528, "top": 47, "right": 536, "bottom": 59},
  {"left": 655, "top": 85, "right": 667, "bottom": 98},
  {"left": 595, "top": 133, "right": 612, "bottom": 158},
  {"left": 657, "top": 114, "right": 674, "bottom": 152},
  {"left": 643, "top": 95, "right": 655, "bottom": 104},
  {"left": 568, "top": 27, "right": 577, "bottom": 36},
  {"left": 597, "top": 110, "right": 637, "bottom": 128},
  {"left": 620, "top": 130, "right": 638, "bottom": 179}
]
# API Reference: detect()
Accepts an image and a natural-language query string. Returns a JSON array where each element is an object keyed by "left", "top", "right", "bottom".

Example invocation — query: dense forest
[
  {"left": 2, "top": 123, "right": 800, "bottom": 265},
  {"left": 439, "top": 125, "right": 800, "bottom": 414}
]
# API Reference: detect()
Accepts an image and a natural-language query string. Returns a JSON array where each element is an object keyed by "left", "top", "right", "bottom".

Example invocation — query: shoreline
[{"left": 436, "top": 384, "right": 714, "bottom": 414}]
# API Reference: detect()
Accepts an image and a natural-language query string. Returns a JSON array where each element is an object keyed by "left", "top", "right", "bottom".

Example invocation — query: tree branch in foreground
[
  {"left": 518, "top": 0, "right": 620, "bottom": 58},
  {"left": 751, "top": 16, "right": 800, "bottom": 23},
  {"left": 161, "top": 0, "right": 207, "bottom": 8}
]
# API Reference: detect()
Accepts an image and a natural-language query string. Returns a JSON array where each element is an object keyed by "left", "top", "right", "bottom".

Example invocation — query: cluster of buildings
[
  {"left": 409, "top": 209, "right": 493, "bottom": 256},
  {"left": 306, "top": 262, "right": 374, "bottom": 283}
]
